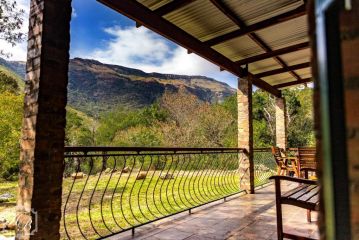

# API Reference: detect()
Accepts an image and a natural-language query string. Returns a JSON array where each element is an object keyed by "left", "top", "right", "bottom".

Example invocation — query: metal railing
[
  {"left": 61, "top": 147, "right": 247, "bottom": 239},
  {"left": 253, "top": 148, "right": 277, "bottom": 187}
]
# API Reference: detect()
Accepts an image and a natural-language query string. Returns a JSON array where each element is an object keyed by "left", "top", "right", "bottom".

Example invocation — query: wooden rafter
[
  {"left": 254, "top": 62, "right": 310, "bottom": 78},
  {"left": 209, "top": 0, "right": 304, "bottom": 82},
  {"left": 154, "top": 0, "right": 197, "bottom": 16},
  {"left": 236, "top": 42, "right": 310, "bottom": 65},
  {"left": 98, "top": 0, "right": 281, "bottom": 97},
  {"left": 274, "top": 78, "right": 312, "bottom": 89},
  {"left": 205, "top": 3, "right": 306, "bottom": 46}
]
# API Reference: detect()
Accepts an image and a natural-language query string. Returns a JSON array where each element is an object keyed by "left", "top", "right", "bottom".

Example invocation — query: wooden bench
[{"left": 269, "top": 175, "right": 319, "bottom": 240}]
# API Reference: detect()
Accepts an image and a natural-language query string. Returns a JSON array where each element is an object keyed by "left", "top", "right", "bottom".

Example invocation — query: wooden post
[
  {"left": 16, "top": 0, "right": 72, "bottom": 239},
  {"left": 237, "top": 77, "right": 255, "bottom": 194}
]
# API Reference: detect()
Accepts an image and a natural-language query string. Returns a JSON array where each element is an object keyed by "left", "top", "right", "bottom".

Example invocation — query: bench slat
[
  {"left": 297, "top": 185, "right": 320, "bottom": 202},
  {"left": 287, "top": 184, "right": 317, "bottom": 200},
  {"left": 282, "top": 184, "right": 308, "bottom": 198}
]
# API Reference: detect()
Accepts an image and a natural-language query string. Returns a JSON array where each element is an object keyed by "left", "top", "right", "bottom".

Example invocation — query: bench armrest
[{"left": 269, "top": 175, "right": 317, "bottom": 185}]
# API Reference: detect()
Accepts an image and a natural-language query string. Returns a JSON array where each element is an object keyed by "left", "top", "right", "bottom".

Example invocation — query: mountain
[
  {"left": 0, "top": 57, "right": 235, "bottom": 115},
  {"left": 0, "top": 58, "right": 26, "bottom": 79}
]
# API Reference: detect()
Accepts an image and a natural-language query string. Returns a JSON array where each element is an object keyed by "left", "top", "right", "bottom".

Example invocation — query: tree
[
  {"left": 0, "top": 91, "right": 23, "bottom": 180},
  {"left": 0, "top": 0, "right": 25, "bottom": 57}
]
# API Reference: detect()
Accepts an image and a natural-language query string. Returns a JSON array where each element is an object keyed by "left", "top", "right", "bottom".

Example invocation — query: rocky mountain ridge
[{"left": 0, "top": 57, "right": 235, "bottom": 115}]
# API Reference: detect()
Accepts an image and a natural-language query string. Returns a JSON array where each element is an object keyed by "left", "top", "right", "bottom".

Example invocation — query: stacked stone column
[
  {"left": 275, "top": 97, "right": 287, "bottom": 150},
  {"left": 16, "top": 0, "right": 72, "bottom": 239},
  {"left": 237, "top": 77, "right": 254, "bottom": 194}
]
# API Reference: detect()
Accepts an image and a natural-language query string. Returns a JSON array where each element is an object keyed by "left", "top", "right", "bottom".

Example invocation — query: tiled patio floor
[{"left": 108, "top": 182, "right": 319, "bottom": 240}]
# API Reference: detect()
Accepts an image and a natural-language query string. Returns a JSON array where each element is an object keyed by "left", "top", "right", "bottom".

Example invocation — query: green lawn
[{"left": 61, "top": 169, "right": 241, "bottom": 239}]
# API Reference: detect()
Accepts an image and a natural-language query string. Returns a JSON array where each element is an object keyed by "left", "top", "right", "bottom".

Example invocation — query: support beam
[
  {"left": 154, "top": 0, "right": 197, "bottom": 16},
  {"left": 205, "top": 3, "right": 306, "bottom": 46},
  {"left": 209, "top": 0, "right": 303, "bottom": 82},
  {"left": 98, "top": 0, "right": 281, "bottom": 97},
  {"left": 16, "top": 0, "right": 72, "bottom": 238},
  {"left": 274, "top": 78, "right": 312, "bottom": 89},
  {"left": 236, "top": 42, "right": 310, "bottom": 65},
  {"left": 275, "top": 98, "right": 287, "bottom": 149},
  {"left": 254, "top": 62, "right": 310, "bottom": 78},
  {"left": 237, "top": 77, "right": 255, "bottom": 194}
]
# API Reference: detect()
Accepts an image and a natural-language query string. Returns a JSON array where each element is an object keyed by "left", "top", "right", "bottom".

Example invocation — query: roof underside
[{"left": 98, "top": 0, "right": 312, "bottom": 97}]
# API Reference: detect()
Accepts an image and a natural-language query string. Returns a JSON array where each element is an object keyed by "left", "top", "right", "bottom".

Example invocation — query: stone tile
[
  {"left": 110, "top": 183, "right": 319, "bottom": 240},
  {"left": 148, "top": 228, "right": 193, "bottom": 240}
]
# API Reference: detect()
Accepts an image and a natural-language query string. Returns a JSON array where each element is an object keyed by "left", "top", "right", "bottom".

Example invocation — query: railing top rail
[
  {"left": 64, "top": 146, "right": 247, "bottom": 153},
  {"left": 286, "top": 147, "right": 316, "bottom": 151},
  {"left": 253, "top": 147, "right": 272, "bottom": 151}
]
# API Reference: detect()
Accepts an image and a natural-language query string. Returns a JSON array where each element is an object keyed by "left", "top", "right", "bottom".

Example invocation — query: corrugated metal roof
[
  {"left": 223, "top": 0, "right": 304, "bottom": 25},
  {"left": 135, "top": 0, "right": 311, "bottom": 90},
  {"left": 213, "top": 35, "right": 265, "bottom": 61},
  {"left": 280, "top": 49, "right": 311, "bottom": 65},
  {"left": 256, "top": 16, "right": 308, "bottom": 50},
  {"left": 137, "top": 0, "right": 172, "bottom": 10},
  {"left": 165, "top": 0, "right": 239, "bottom": 41}
]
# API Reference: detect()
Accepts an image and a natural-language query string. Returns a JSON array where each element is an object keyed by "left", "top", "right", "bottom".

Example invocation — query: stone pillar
[
  {"left": 237, "top": 77, "right": 254, "bottom": 194},
  {"left": 275, "top": 97, "right": 287, "bottom": 149},
  {"left": 16, "top": 0, "right": 72, "bottom": 239}
]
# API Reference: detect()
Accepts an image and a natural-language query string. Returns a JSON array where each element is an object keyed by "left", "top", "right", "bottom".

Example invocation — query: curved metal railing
[{"left": 61, "top": 147, "right": 247, "bottom": 239}]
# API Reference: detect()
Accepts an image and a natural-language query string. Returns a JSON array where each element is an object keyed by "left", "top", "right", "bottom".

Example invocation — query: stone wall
[{"left": 16, "top": 0, "right": 72, "bottom": 239}]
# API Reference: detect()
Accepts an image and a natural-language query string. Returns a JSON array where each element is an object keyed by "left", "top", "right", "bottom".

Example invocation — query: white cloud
[
  {"left": 75, "top": 26, "right": 237, "bottom": 87},
  {"left": 0, "top": 0, "right": 30, "bottom": 61},
  {"left": 72, "top": 7, "right": 77, "bottom": 18}
]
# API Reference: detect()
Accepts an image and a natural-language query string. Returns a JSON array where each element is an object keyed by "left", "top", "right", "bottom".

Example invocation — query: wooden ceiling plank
[
  {"left": 236, "top": 42, "right": 310, "bottom": 65},
  {"left": 98, "top": 0, "right": 282, "bottom": 97},
  {"left": 254, "top": 62, "right": 310, "bottom": 78}
]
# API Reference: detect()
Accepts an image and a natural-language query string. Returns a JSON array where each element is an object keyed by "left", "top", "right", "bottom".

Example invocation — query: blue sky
[{"left": 2, "top": 0, "right": 238, "bottom": 88}]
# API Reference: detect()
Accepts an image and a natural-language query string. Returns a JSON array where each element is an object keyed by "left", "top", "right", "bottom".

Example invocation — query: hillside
[{"left": 0, "top": 57, "right": 235, "bottom": 115}]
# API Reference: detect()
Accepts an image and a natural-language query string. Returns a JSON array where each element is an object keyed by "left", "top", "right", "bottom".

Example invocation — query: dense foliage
[
  {"left": 65, "top": 88, "right": 314, "bottom": 149},
  {"left": 0, "top": 70, "right": 23, "bottom": 180}
]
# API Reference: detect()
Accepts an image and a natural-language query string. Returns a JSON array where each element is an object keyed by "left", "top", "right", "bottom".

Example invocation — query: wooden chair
[
  {"left": 271, "top": 146, "right": 299, "bottom": 177},
  {"left": 296, "top": 147, "right": 317, "bottom": 179}
]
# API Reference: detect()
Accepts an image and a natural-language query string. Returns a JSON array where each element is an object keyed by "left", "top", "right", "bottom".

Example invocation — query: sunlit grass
[{"left": 60, "top": 170, "right": 240, "bottom": 239}]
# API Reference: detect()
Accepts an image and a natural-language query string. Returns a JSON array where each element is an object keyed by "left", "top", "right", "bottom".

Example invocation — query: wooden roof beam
[
  {"left": 97, "top": 0, "right": 282, "bottom": 97},
  {"left": 205, "top": 3, "right": 306, "bottom": 46},
  {"left": 274, "top": 78, "right": 312, "bottom": 89},
  {"left": 154, "top": 0, "right": 197, "bottom": 16},
  {"left": 209, "top": 0, "right": 303, "bottom": 81},
  {"left": 254, "top": 62, "right": 310, "bottom": 78},
  {"left": 236, "top": 42, "right": 310, "bottom": 65}
]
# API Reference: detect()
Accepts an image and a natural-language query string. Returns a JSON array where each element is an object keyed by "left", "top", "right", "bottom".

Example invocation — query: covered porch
[{"left": 14, "top": 0, "right": 357, "bottom": 239}]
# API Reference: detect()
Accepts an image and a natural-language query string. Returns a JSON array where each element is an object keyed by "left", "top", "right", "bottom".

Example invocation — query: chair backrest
[
  {"left": 271, "top": 146, "right": 285, "bottom": 167},
  {"left": 297, "top": 147, "right": 317, "bottom": 170}
]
